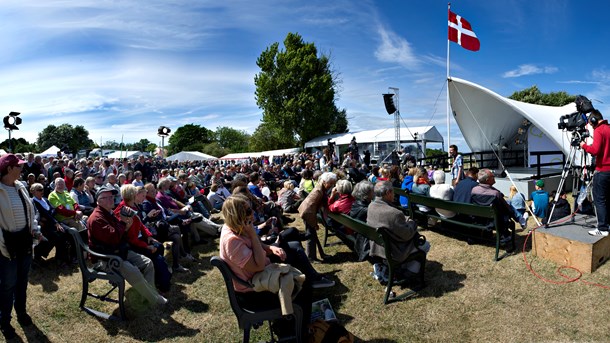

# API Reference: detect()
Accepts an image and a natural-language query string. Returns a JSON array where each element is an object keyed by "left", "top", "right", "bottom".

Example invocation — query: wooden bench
[
  {"left": 394, "top": 189, "right": 515, "bottom": 261},
  {"left": 319, "top": 210, "right": 357, "bottom": 250},
  {"left": 327, "top": 212, "right": 426, "bottom": 304},
  {"left": 67, "top": 227, "right": 127, "bottom": 320}
]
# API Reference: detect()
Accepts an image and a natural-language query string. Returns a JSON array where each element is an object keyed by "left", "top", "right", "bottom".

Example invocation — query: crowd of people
[{"left": 0, "top": 139, "right": 575, "bottom": 341}]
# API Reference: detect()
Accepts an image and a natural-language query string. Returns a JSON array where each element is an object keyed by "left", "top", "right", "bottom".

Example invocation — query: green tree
[
  {"left": 508, "top": 86, "right": 575, "bottom": 106},
  {"left": 249, "top": 122, "right": 287, "bottom": 152},
  {"left": 36, "top": 124, "right": 94, "bottom": 155},
  {"left": 167, "top": 124, "right": 213, "bottom": 155},
  {"left": 254, "top": 32, "right": 348, "bottom": 150},
  {"left": 0, "top": 138, "right": 36, "bottom": 153},
  {"left": 215, "top": 126, "right": 250, "bottom": 153}
]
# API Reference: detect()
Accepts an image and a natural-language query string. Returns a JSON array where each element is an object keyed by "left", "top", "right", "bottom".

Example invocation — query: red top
[
  {"left": 328, "top": 194, "right": 355, "bottom": 215},
  {"left": 113, "top": 201, "right": 152, "bottom": 250},
  {"left": 582, "top": 120, "right": 610, "bottom": 172}
]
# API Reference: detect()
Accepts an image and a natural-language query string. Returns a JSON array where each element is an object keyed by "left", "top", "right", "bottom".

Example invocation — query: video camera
[{"left": 558, "top": 95, "right": 594, "bottom": 146}]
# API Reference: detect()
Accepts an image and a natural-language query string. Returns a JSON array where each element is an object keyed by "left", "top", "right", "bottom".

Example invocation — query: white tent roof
[
  {"left": 303, "top": 126, "right": 444, "bottom": 148},
  {"left": 39, "top": 145, "right": 60, "bottom": 157},
  {"left": 448, "top": 77, "right": 576, "bottom": 156},
  {"left": 165, "top": 151, "right": 217, "bottom": 162},
  {"left": 106, "top": 151, "right": 147, "bottom": 159},
  {"left": 0, "top": 149, "right": 6, "bottom": 156},
  {"left": 220, "top": 147, "right": 300, "bottom": 160}
]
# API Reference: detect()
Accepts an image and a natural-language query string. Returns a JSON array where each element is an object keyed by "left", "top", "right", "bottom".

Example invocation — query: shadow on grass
[
  {"left": 29, "top": 258, "right": 80, "bottom": 293},
  {"left": 415, "top": 260, "right": 466, "bottom": 298},
  {"left": 21, "top": 321, "right": 52, "bottom": 343}
]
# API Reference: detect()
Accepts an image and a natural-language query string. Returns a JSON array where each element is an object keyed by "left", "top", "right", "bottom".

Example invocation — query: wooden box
[{"left": 532, "top": 215, "right": 610, "bottom": 273}]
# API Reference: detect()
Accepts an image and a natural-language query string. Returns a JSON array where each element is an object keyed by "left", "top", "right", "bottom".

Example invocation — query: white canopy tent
[
  {"left": 220, "top": 147, "right": 300, "bottom": 160},
  {"left": 39, "top": 145, "right": 61, "bottom": 158},
  {"left": 448, "top": 77, "right": 578, "bottom": 165},
  {"left": 165, "top": 151, "right": 217, "bottom": 162},
  {"left": 106, "top": 151, "right": 147, "bottom": 159},
  {"left": 0, "top": 149, "right": 6, "bottom": 156},
  {"left": 303, "top": 126, "right": 444, "bottom": 148}
]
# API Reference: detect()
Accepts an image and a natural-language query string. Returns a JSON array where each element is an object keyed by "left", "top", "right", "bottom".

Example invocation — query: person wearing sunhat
[
  {"left": 530, "top": 179, "right": 550, "bottom": 224},
  {"left": 87, "top": 185, "right": 168, "bottom": 306},
  {"left": 0, "top": 154, "right": 41, "bottom": 339}
]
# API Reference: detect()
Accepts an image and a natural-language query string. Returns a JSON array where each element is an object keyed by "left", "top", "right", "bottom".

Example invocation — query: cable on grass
[{"left": 522, "top": 211, "right": 610, "bottom": 290}]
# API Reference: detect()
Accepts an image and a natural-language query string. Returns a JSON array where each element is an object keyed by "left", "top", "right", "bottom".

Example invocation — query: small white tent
[
  {"left": 165, "top": 151, "right": 217, "bottom": 162},
  {"left": 39, "top": 145, "right": 61, "bottom": 158}
]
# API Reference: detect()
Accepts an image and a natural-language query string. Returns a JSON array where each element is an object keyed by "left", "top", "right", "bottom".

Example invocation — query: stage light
[
  {"left": 3, "top": 111, "right": 21, "bottom": 131},
  {"left": 383, "top": 94, "right": 397, "bottom": 115},
  {"left": 157, "top": 126, "right": 171, "bottom": 136}
]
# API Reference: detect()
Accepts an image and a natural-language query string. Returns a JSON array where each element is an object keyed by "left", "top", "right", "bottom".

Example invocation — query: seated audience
[
  {"left": 88, "top": 186, "right": 168, "bottom": 306},
  {"left": 207, "top": 183, "right": 227, "bottom": 211},
  {"left": 367, "top": 181, "right": 430, "bottom": 279},
  {"left": 278, "top": 181, "right": 302, "bottom": 213},
  {"left": 31, "top": 183, "right": 71, "bottom": 266},
  {"left": 115, "top": 185, "right": 171, "bottom": 292},
  {"left": 508, "top": 185, "right": 528, "bottom": 229},
  {"left": 471, "top": 169, "right": 520, "bottom": 243},
  {"left": 349, "top": 180, "right": 374, "bottom": 261},
  {"left": 328, "top": 179, "right": 355, "bottom": 215},
  {"left": 530, "top": 180, "right": 550, "bottom": 224},
  {"left": 429, "top": 170, "right": 456, "bottom": 218},
  {"left": 219, "top": 195, "right": 334, "bottom": 341},
  {"left": 452, "top": 167, "right": 479, "bottom": 203},
  {"left": 48, "top": 178, "right": 85, "bottom": 231},
  {"left": 70, "top": 177, "right": 94, "bottom": 216}
]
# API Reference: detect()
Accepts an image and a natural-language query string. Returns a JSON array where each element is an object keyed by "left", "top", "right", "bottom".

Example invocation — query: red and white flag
[{"left": 448, "top": 10, "right": 480, "bottom": 51}]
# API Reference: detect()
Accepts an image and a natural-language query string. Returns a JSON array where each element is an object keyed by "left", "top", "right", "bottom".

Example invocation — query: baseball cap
[
  {"left": 96, "top": 185, "right": 118, "bottom": 198},
  {"left": 535, "top": 180, "right": 544, "bottom": 187},
  {"left": 0, "top": 154, "right": 26, "bottom": 173}
]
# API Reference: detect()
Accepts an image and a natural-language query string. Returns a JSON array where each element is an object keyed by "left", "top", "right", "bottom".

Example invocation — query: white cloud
[
  {"left": 374, "top": 26, "right": 419, "bottom": 70},
  {"left": 502, "top": 64, "right": 558, "bottom": 78}
]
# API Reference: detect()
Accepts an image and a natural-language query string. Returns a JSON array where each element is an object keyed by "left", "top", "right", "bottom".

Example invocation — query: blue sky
[{"left": 1, "top": 0, "right": 609, "bottom": 152}]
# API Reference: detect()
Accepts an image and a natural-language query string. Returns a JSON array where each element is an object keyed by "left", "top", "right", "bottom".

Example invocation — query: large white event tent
[
  {"left": 448, "top": 77, "right": 578, "bottom": 166},
  {"left": 165, "top": 151, "right": 217, "bottom": 162},
  {"left": 220, "top": 148, "right": 300, "bottom": 161},
  {"left": 304, "top": 126, "right": 444, "bottom": 159},
  {"left": 106, "top": 150, "right": 147, "bottom": 159}
]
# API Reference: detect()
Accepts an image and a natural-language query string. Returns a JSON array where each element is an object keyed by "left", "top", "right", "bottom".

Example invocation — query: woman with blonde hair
[
  {"left": 278, "top": 181, "right": 302, "bottom": 213},
  {"left": 220, "top": 195, "right": 333, "bottom": 340},
  {"left": 508, "top": 185, "right": 528, "bottom": 229}
]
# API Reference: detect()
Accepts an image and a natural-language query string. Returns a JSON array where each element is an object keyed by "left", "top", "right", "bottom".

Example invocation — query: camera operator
[{"left": 580, "top": 109, "right": 610, "bottom": 237}]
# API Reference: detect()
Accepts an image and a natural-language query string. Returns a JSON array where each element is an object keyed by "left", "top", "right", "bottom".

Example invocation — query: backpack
[{"left": 308, "top": 319, "right": 355, "bottom": 343}]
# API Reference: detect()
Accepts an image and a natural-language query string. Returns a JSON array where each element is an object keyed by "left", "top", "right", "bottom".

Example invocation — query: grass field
[{"left": 16, "top": 208, "right": 610, "bottom": 343}]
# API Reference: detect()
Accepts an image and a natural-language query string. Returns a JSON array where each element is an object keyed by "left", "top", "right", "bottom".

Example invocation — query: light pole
[
  {"left": 3, "top": 112, "right": 22, "bottom": 153},
  {"left": 157, "top": 126, "right": 171, "bottom": 158}
]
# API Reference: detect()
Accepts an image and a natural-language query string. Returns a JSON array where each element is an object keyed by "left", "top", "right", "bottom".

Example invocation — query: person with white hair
[
  {"left": 298, "top": 172, "right": 337, "bottom": 262},
  {"left": 429, "top": 170, "right": 456, "bottom": 218}
]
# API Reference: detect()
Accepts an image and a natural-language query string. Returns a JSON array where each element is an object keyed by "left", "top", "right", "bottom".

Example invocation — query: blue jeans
[
  {"left": 0, "top": 254, "right": 32, "bottom": 325},
  {"left": 593, "top": 171, "right": 610, "bottom": 230}
]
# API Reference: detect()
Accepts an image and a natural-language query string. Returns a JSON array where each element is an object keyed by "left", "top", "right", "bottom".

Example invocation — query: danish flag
[{"left": 448, "top": 10, "right": 480, "bottom": 51}]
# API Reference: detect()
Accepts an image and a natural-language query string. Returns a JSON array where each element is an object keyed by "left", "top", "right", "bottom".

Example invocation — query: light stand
[
  {"left": 157, "top": 126, "right": 171, "bottom": 158},
  {"left": 3, "top": 112, "right": 22, "bottom": 153}
]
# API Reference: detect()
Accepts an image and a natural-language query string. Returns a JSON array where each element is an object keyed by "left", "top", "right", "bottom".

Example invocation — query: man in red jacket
[
  {"left": 88, "top": 186, "right": 168, "bottom": 305},
  {"left": 581, "top": 109, "right": 610, "bottom": 236}
]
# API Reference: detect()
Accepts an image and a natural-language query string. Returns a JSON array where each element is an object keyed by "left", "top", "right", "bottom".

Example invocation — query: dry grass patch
[{"left": 17, "top": 209, "right": 610, "bottom": 342}]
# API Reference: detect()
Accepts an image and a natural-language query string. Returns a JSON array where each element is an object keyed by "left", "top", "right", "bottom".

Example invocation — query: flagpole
[{"left": 446, "top": 2, "right": 451, "bottom": 156}]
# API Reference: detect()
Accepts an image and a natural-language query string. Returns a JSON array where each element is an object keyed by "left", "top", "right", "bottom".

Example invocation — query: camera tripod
[{"left": 545, "top": 133, "right": 593, "bottom": 228}]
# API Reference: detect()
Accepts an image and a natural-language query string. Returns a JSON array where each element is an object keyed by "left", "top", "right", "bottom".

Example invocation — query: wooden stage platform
[{"left": 532, "top": 214, "right": 610, "bottom": 273}]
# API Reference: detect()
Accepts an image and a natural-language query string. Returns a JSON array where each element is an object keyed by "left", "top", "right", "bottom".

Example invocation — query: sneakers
[
  {"left": 519, "top": 216, "right": 527, "bottom": 230},
  {"left": 523, "top": 212, "right": 529, "bottom": 220},
  {"left": 174, "top": 265, "right": 190, "bottom": 273},
  {"left": 312, "top": 276, "right": 335, "bottom": 289},
  {"left": 182, "top": 254, "right": 197, "bottom": 262},
  {"left": 157, "top": 295, "right": 169, "bottom": 305},
  {"left": 588, "top": 229, "right": 609, "bottom": 237}
]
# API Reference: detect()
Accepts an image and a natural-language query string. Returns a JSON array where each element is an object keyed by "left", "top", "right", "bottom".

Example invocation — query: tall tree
[
  {"left": 254, "top": 32, "right": 348, "bottom": 150},
  {"left": 167, "top": 124, "right": 213, "bottom": 155},
  {"left": 215, "top": 126, "right": 250, "bottom": 153},
  {"left": 0, "top": 138, "right": 36, "bottom": 153},
  {"left": 36, "top": 124, "right": 94, "bottom": 155},
  {"left": 509, "top": 86, "right": 575, "bottom": 106}
]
